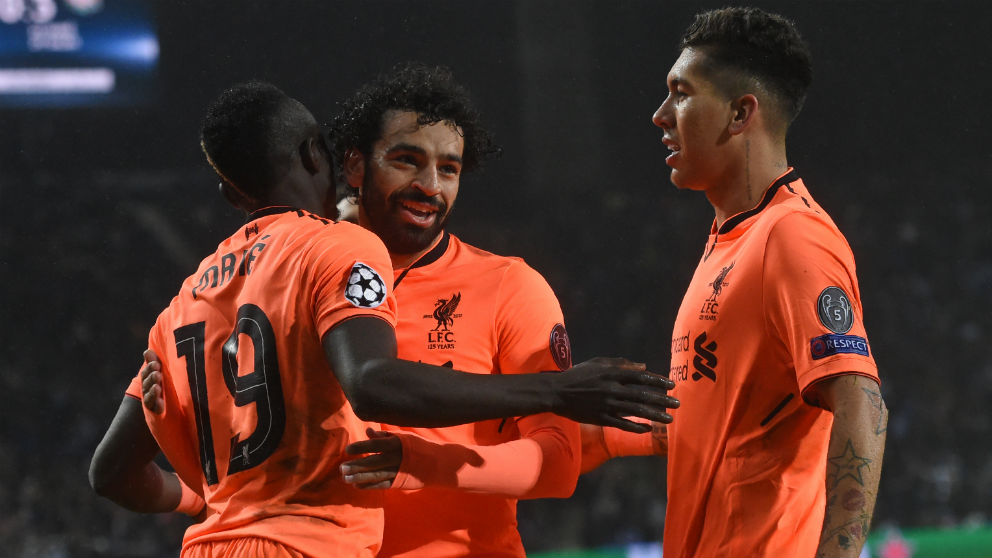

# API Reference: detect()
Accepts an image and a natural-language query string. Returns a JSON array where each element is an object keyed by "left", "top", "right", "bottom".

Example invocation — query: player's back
[{"left": 144, "top": 207, "right": 396, "bottom": 557}]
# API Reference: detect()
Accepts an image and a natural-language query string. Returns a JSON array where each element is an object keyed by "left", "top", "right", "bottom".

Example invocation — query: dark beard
[{"left": 360, "top": 175, "right": 451, "bottom": 256}]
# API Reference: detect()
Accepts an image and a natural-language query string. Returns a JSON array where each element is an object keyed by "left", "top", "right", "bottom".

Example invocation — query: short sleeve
[
  {"left": 763, "top": 212, "right": 879, "bottom": 395},
  {"left": 494, "top": 260, "right": 570, "bottom": 374},
  {"left": 303, "top": 222, "right": 398, "bottom": 338}
]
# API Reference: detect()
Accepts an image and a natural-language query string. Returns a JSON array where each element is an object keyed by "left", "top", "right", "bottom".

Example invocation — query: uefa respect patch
[
  {"left": 810, "top": 334, "right": 870, "bottom": 360},
  {"left": 344, "top": 262, "right": 388, "bottom": 308}
]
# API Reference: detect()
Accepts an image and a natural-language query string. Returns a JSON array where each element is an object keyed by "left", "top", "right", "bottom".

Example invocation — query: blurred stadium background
[{"left": 1, "top": 1, "right": 990, "bottom": 556}]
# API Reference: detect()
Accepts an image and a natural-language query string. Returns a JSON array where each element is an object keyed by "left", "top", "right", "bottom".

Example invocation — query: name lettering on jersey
[
  {"left": 699, "top": 261, "right": 735, "bottom": 321},
  {"left": 191, "top": 235, "right": 271, "bottom": 299},
  {"left": 669, "top": 333, "right": 690, "bottom": 381},
  {"left": 810, "top": 334, "right": 870, "bottom": 360},
  {"left": 691, "top": 331, "right": 718, "bottom": 382},
  {"left": 423, "top": 293, "right": 462, "bottom": 350}
]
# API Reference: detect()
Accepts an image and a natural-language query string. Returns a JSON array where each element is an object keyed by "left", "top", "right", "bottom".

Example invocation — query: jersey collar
[
  {"left": 246, "top": 205, "right": 298, "bottom": 222},
  {"left": 716, "top": 168, "right": 799, "bottom": 235},
  {"left": 393, "top": 231, "right": 450, "bottom": 289}
]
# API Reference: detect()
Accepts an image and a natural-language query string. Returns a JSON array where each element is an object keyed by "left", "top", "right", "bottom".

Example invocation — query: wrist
[{"left": 173, "top": 475, "right": 206, "bottom": 517}]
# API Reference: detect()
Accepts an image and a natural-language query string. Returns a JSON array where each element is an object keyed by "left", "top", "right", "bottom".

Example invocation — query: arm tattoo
[
  {"left": 827, "top": 440, "right": 872, "bottom": 488},
  {"left": 861, "top": 386, "right": 888, "bottom": 435}
]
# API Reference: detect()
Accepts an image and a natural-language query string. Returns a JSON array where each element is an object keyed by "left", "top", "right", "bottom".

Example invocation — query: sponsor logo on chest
[{"left": 422, "top": 292, "right": 462, "bottom": 350}]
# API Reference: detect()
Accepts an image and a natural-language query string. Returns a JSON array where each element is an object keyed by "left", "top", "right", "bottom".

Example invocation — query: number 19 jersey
[{"left": 138, "top": 207, "right": 397, "bottom": 558}]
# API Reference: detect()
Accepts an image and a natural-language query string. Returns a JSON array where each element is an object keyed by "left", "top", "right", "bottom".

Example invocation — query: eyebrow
[{"left": 386, "top": 142, "right": 463, "bottom": 164}]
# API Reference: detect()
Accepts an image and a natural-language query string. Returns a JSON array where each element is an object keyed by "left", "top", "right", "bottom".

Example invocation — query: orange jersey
[
  {"left": 129, "top": 207, "right": 397, "bottom": 558},
  {"left": 664, "top": 170, "right": 879, "bottom": 558},
  {"left": 378, "top": 232, "right": 581, "bottom": 558}
]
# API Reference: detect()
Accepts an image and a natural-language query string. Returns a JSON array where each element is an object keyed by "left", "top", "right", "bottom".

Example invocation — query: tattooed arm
[{"left": 809, "top": 374, "right": 888, "bottom": 558}]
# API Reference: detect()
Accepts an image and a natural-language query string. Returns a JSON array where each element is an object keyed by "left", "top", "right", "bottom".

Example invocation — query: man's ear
[
  {"left": 342, "top": 148, "right": 366, "bottom": 188},
  {"left": 728, "top": 93, "right": 758, "bottom": 135},
  {"left": 300, "top": 136, "right": 326, "bottom": 175}
]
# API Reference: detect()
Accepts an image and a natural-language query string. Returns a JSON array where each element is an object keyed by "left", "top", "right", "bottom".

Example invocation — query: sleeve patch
[
  {"left": 817, "top": 286, "right": 854, "bottom": 333},
  {"left": 549, "top": 323, "right": 572, "bottom": 370},
  {"left": 344, "top": 262, "right": 388, "bottom": 308},
  {"left": 810, "top": 334, "right": 870, "bottom": 360}
]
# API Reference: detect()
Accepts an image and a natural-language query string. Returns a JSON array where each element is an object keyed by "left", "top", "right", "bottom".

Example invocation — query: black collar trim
[
  {"left": 247, "top": 206, "right": 297, "bottom": 222},
  {"left": 394, "top": 232, "right": 450, "bottom": 289},
  {"left": 717, "top": 169, "right": 799, "bottom": 235}
]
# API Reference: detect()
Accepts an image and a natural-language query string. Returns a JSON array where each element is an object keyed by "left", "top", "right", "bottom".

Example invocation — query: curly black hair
[
  {"left": 326, "top": 62, "right": 501, "bottom": 196},
  {"left": 680, "top": 7, "right": 813, "bottom": 128}
]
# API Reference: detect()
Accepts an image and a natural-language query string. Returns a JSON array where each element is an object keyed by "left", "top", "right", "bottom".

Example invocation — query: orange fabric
[
  {"left": 180, "top": 536, "right": 307, "bottom": 558},
  {"left": 664, "top": 170, "right": 879, "bottom": 558},
  {"left": 175, "top": 474, "right": 206, "bottom": 516},
  {"left": 138, "top": 209, "right": 395, "bottom": 558},
  {"left": 603, "top": 426, "right": 655, "bottom": 458},
  {"left": 379, "top": 233, "right": 580, "bottom": 558}
]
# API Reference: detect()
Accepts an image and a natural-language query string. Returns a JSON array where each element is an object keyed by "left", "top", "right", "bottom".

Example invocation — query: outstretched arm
[
  {"left": 323, "top": 316, "right": 678, "bottom": 432},
  {"left": 89, "top": 394, "right": 204, "bottom": 516},
  {"left": 810, "top": 374, "right": 887, "bottom": 558},
  {"left": 342, "top": 413, "right": 581, "bottom": 498},
  {"left": 579, "top": 420, "right": 667, "bottom": 474}
]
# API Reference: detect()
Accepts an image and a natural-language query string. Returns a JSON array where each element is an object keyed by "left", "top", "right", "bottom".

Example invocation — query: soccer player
[
  {"left": 325, "top": 62, "right": 616, "bottom": 558},
  {"left": 89, "top": 80, "right": 677, "bottom": 558},
  {"left": 647, "top": 7, "right": 886, "bottom": 557}
]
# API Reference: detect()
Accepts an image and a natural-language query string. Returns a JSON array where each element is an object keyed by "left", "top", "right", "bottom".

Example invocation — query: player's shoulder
[
  {"left": 763, "top": 199, "right": 855, "bottom": 263},
  {"left": 450, "top": 234, "right": 546, "bottom": 282}
]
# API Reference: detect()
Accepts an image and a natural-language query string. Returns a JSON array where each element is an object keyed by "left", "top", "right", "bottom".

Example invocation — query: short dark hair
[
  {"left": 326, "top": 62, "right": 500, "bottom": 191},
  {"left": 680, "top": 6, "right": 812, "bottom": 128},
  {"left": 200, "top": 80, "right": 318, "bottom": 199}
]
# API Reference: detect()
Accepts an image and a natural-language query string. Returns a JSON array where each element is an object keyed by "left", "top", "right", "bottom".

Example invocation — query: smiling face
[
  {"left": 652, "top": 47, "right": 737, "bottom": 192},
  {"left": 347, "top": 110, "right": 465, "bottom": 258}
]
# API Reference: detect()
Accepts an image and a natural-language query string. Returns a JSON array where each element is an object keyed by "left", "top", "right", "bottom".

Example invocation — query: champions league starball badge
[
  {"left": 345, "top": 262, "right": 387, "bottom": 308},
  {"left": 816, "top": 286, "right": 854, "bottom": 334}
]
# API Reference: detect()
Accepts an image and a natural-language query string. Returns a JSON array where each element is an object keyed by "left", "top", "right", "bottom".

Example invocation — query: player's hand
[
  {"left": 140, "top": 349, "right": 165, "bottom": 415},
  {"left": 340, "top": 428, "right": 402, "bottom": 489},
  {"left": 551, "top": 357, "right": 678, "bottom": 432}
]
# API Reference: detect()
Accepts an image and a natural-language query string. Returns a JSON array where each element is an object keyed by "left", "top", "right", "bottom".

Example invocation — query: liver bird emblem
[{"left": 432, "top": 292, "right": 461, "bottom": 331}]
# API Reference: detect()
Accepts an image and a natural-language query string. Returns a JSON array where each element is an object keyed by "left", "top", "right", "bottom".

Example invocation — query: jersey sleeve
[
  {"left": 494, "top": 261, "right": 581, "bottom": 495},
  {"left": 390, "top": 423, "right": 577, "bottom": 499},
  {"left": 125, "top": 370, "right": 142, "bottom": 400},
  {"left": 303, "top": 222, "right": 398, "bottom": 338},
  {"left": 763, "top": 212, "right": 879, "bottom": 397},
  {"left": 494, "top": 260, "right": 572, "bottom": 374}
]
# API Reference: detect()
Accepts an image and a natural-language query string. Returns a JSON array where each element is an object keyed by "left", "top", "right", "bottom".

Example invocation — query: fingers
[
  {"left": 345, "top": 437, "right": 398, "bottom": 456},
  {"left": 340, "top": 445, "right": 400, "bottom": 489},
  {"left": 140, "top": 365, "right": 165, "bottom": 414},
  {"left": 610, "top": 399, "right": 677, "bottom": 425},
  {"left": 586, "top": 357, "right": 648, "bottom": 371},
  {"left": 621, "top": 370, "right": 675, "bottom": 390},
  {"left": 597, "top": 415, "right": 654, "bottom": 433},
  {"left": 342, "top": 469, "right": 397, "bottom": 489},
  {"left": 143, "top": 348, "right": 159, "bottom": 364}
]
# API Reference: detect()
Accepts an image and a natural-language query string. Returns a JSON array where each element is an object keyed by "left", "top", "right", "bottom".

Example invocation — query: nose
[
  {"left": 412, "top": 166, "right": 441, "bottom": 196},
  {"left": 652, "top": 95, "right": 673, "bottom": 129}
]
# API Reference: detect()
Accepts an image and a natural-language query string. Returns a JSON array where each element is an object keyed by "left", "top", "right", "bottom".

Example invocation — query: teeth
[{"left": 401, "top": 202, "right": 435, "bottom": 217}]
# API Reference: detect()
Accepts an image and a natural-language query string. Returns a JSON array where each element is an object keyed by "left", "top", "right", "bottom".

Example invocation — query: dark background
[{"left": 2, "top": 1, "right": 990, "bottom": 555}]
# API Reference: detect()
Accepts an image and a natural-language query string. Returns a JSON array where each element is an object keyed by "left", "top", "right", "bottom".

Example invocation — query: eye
[
  {"left": 393, "top": 154, "right": 418, "bottom": 166},
  {"left": 440, "top": 163, "right": 461, "bottom": 176}
]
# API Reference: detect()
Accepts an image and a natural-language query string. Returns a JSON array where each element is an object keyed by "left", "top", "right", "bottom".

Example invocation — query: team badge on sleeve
[
  {"left": 345, "top": 262, "right": 387, "bottom": 308},
  {"left": 549, "top": 324, "right": 572, "bottom": 370},
  {"left": 817, "top": 286, "right": 854, "bottom": 334}
]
